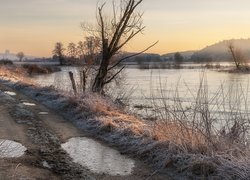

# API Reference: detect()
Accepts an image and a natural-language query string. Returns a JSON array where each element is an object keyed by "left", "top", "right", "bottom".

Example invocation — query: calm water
[
  {"left": 32, "top": 67, "right": 250, "bottom": 124},
  {"left": 33, "top": 67, "right": 250, "bottom": 104}
]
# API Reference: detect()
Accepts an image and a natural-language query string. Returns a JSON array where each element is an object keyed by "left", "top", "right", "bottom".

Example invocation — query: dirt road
[{"left": 0, "top": 83, "right": 168, "bottom": 180}]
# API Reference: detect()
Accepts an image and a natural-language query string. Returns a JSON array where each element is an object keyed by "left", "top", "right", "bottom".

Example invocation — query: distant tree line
[
  {"left": 16, "top": 52, "right": 25, "bottom": 62},
  {"left": 52, "top": 37, "right": 100, "bottom": 66}
]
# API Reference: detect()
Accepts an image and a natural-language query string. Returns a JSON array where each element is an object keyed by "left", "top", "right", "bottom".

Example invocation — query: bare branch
[
  {"left": 108, "top": 0, "right": 134, "bottom": 52},
  {"left": 108, "top": 41, "right": 158, "bottom": 71},
  {"left": 105, "top": 66, "right": 126, "bottom": 84},
  {"left": 114, "top": 26, "right": 146, "bottom": 53},
  {"left": 98, "top": 3, "right": 106, "bottom": 43}
]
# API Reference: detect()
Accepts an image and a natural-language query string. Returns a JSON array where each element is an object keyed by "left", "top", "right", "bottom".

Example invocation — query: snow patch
[
  {"left": 4, "top": 91, "right": 16, "bottom": 96},
  {"left": 22, "top": 102, "right": 36, "bottom": 106}
]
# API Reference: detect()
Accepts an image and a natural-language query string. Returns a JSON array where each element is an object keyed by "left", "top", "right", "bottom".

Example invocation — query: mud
[{"left": 0, "top": 86, "right": 93, "bottom": 180}]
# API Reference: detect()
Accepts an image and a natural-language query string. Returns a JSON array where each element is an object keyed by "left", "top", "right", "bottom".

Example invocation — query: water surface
[
  {"left": 62, "top": 137, "right": 135, "bottom": 176},
  {"left": 32, "top": 67, "right": 250, "bottom": 122},
  {"left": 0, "top": 139, "right": 27, "bottom": 158}
]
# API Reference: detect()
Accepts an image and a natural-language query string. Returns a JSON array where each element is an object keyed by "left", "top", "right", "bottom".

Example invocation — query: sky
[{"left": 1, "top": 0, "right": 250, "bottom": 57}]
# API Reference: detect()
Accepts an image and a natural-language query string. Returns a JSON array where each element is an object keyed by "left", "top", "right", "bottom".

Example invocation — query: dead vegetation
[
  {"left": 149, "top": 73, "right": 250, "bottom": 155},
  {"left": 0, "top": 59, "right": 14, "bottom": 65},
  {"left": 0, "top": 65, "right": 31, "bottom": 83},
  {"left": 22, "top": 64, "right": 61, "bottom": 75},
  {"left": 0, "top": 64, "right": 60, "bottom": 82},
  {"left": 0, "top": 68, "right": 250, "bottom": 179}
]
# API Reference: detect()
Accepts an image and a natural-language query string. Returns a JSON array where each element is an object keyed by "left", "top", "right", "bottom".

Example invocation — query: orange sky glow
[{"left": 1, "top": 0, "right": 250, "bottom": 57}]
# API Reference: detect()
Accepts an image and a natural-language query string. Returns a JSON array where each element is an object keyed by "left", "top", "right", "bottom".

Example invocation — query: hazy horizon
[{"left": 1, "top": 0, "right": 250, "bottom": 57}]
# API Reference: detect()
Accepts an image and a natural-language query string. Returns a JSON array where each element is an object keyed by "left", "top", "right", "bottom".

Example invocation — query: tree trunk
[
  {"left": 69, "top": 71, "right": 77, "bottom": 95},
  {"left": 80, "top": 70, "right": 86, "bottom": 92},
  {"left": 59, "top": 56, "right": 63, "bottom": 65},
  {"left": 92, "top": 39, "right": 110, "bottom": 94},
  {"left": 229, "top": 45, "right": 240, "bottom": 69},
  {"left": 92, "top": 58, "right": 109, "bottom": 93}
]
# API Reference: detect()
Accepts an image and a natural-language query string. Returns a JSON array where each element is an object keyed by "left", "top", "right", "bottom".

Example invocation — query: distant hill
[{"left": 191, "top": 39, "right": 250, "bottom": 62}]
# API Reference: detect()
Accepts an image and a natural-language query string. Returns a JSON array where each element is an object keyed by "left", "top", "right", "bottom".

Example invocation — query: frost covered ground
[
  {"left": 0, "top": 67, "right": 168, "bottom": 179},
  {"left": 0, "top": 67, "right": 249, "bottom": 179}
]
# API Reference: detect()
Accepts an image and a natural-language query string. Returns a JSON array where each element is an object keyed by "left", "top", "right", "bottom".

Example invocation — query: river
[{"left": 32, "top": 66, "right": 250, "bottom": 121}]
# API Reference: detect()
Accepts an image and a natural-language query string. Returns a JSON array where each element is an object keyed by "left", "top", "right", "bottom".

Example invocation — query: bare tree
[
  {"left": 52, "top": 42, "right": 65, "bottom": 65},
  {"left": 84, "top": 36, "right": 101, "bottom": 65},
  {"left": 174, "top": 52, "right": 183, "bottom": 68},
  {"left": 16, "top": 52, "right": 25, "bottom": 62},
  {"left": 79, "top": 36, "right": 101, "bottom": 92},
  {"left": 77, "top": 41, "right": 85, "bottom": 61},
  {"left": 67, "top": 42, "right": 77, "bottom": 59},
  {"left": 228, "top": 43, "right": 246, "bottom": 69},
  {"left": 83, "top": 0, "right": 157, "bottom": 94}
]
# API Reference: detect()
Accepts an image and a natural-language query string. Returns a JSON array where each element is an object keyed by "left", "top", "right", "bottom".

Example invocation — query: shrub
[
  {"left": 0, "top": 59, "right": 13, "bottom": 66},
  {"left": 22, "top": 64, "right": 61, "bottom": 75}
]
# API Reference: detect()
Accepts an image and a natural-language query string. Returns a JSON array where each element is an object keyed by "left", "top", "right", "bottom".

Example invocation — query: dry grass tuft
[
  {"left": 76, "top": 93, "right": 147, "bottom": 138},
  {"left": 189, "top": 160, "right": 217, "bottom": 176},
  {"left": 99, "top": 118, "right": 118, "bottom": 133},
  {"left": 151, "top": 122, "right": 206, "bottom": 152},
  {"left": 0, "top": 65, "right": 33, "bottom": 84}
]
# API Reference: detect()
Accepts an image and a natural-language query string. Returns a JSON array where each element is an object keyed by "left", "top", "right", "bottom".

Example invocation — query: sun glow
[{"left": 1, "top": 0, "right": 250, "bottom": 57}]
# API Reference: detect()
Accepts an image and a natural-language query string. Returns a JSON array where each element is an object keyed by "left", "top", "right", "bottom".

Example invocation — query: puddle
[
  {"left": 22, "top": 102, "right": 36, "bottom": 106},
  {"left": 38, "top": 112, "right": 49, "bottom": 115},
  {"left": 4, "top": 91, "right": 16, "bottom": 96},
  {"left": 0, "top": 139, "right": 27, "bottom": 158},
  {"left": 62, "top": 137, "right": 135, "bottom": 176}
]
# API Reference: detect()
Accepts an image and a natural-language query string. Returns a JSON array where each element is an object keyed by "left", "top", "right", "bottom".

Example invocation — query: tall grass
[{"left": 149, "top": 72, "right": 250, "bottom": 155}]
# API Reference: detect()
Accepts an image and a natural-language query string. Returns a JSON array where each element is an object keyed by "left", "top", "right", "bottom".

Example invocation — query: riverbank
[
  {"left": 0, "top": 67, "right": 249, "bottom": 179},
  {"left": 0, "top": 61, "right": 61, "bottom": 76},
  {"left": 0, "top": 68, "right": 168, "bottom": 179}
]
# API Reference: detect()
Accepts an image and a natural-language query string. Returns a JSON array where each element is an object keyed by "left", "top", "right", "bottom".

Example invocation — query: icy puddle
[
  {"left": 62, "top": 137, "right": 135, "bottom": 176},
  {"left": 22, "top": 102, "right": 36, "bottom": 106},
  {"left": 4, "top": 91, "right": 16, "bottom": 96},
  {"left": 0, "top": 140, "right": 27, "bottom": 158}
]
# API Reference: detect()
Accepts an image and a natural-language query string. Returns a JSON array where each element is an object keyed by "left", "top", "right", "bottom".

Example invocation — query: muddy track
[
  {"left": 0, "top": 84, "right": 93, "bottom": 180},
  {"left": 10, "top": 104, "right": 93, "bottom": 180},
  {"left": 0, "top": 82, "right": 170, "bottom": 180}
]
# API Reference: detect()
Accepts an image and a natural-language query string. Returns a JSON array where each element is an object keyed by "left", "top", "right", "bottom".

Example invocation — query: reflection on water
[
  {"left": 61, "top": 137, "right": 135, "bottom": 176},
  {"left": 0, "top": 139, "right": 27, "bottom": 158}
]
